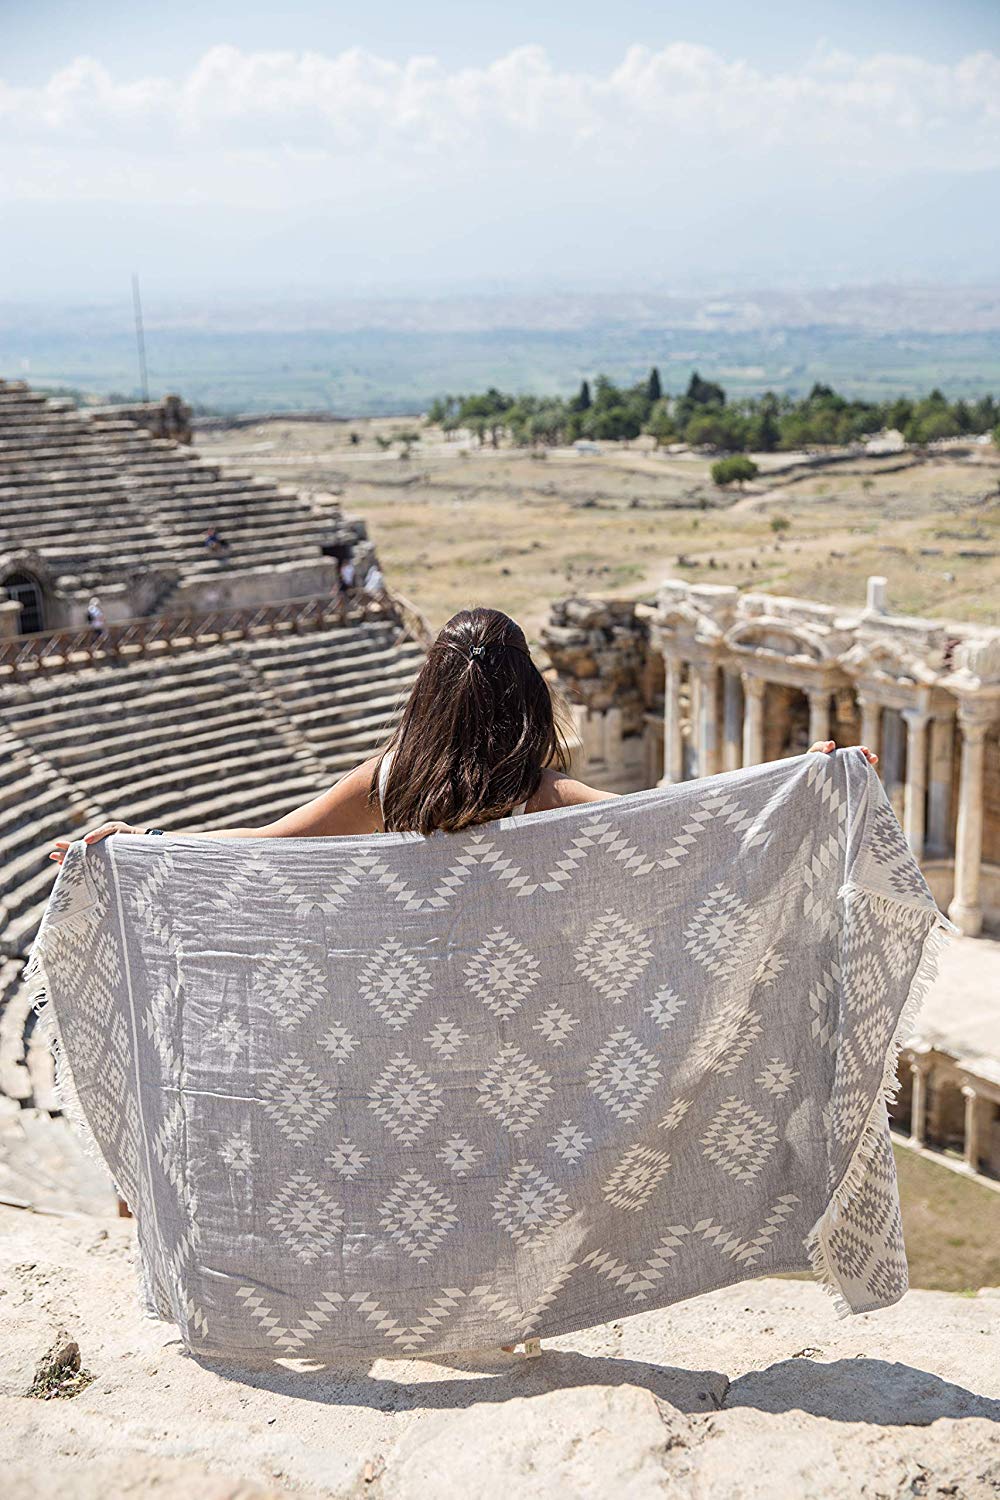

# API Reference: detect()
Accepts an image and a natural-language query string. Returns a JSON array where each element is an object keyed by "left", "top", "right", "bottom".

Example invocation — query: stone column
[
  {"left": 962, "top": 1085, "right": 982, "bottom": 1174},
  {"left": 660, "top": 653, "right": 684, "bottom": 785},
  {"left": 808, "top": 686, "right": 831, "bottom": 745},
  {"left": 880, "top": 710, "right": 906, "bottom": 821},
  {"left": 856, "top": 691, "right": 882, "bottom": 762},
  {"left": 927, "top": 714, "right": 954, "bottom": 855},
  {"left": 741, "top": 674, "right": 766, "bottom": 767},
  {"left": 902, "top": 707, "right": 930, "bottom": 860},
  {"left": 909, "top": 1062, "right": 928, "bottom": 1146},
  {"left": 0, "top": 599, "right": 21, "bottom": 639},
  {"left": 694, "top": 663, "right": 720, "bottom": 778},
  {"left": 722, "top": 671, "right": 743, "bottom": 772},
  {"left": 947, "top": 708, "right": 991, "bottom": 937}
]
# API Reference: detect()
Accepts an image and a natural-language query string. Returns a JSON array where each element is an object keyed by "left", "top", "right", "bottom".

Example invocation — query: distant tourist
[
  {"left": 87, "top": 596, "right": 106, "bottom": 635},
  {"left": 204, "top": 526, "right": 230, "bottom": 557},
  {"left": 363, "top": 562, "right": 385, "bottom": 598},
  {"left": 340, "top": 557, "right": 356, "bottom": 591}
]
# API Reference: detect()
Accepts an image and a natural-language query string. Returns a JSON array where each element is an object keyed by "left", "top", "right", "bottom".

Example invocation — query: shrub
[{"left": 711, "top": 455, "right": 759, "bottom": 487}]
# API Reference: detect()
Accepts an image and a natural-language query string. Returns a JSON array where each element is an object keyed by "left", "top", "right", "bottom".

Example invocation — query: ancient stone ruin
[
  {"left": 544, "top": 576, "right": 1000, "bottom": 1183},
  {"left": 0, "top": 379, "right": 429, "bottom": 1129}
]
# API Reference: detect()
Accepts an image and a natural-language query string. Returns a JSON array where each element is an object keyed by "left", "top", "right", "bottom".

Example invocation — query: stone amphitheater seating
[
  {"left": 0, "top": 380, "right": 338, "bottom": 594},
  {"left": 0, "top": 619, "right": 425, "bottom": 965}
]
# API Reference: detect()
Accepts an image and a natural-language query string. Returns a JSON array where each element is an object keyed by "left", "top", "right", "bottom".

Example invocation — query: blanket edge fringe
[
  {"left": 804, "top": 888, "right": 954, "bottom": 1318},
  {"left": 22, "top": 940, "right": 120, "bottom": 1190}
]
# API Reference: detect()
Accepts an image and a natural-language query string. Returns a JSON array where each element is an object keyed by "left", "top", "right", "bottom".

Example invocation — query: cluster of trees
[{"left": 428, "top": 372, "right": 1000, "bottom": 454}]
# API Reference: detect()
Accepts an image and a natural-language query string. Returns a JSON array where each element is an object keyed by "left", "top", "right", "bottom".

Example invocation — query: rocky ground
[{"left": 1, "top": 1205, "right": 997, "bottom": 1499}]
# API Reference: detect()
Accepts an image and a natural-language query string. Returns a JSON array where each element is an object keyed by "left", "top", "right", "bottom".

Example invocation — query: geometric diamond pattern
[
  {"left": 645, "top": 986, "right": 686, "bottom": 1029},
  {"left": 575, "top": 909, "right": 653, "bottom": 1003},
  {"left": 683, "top": 884, "right": 764, "bottom": 980},
  {"left": 368, "top": 1054, "right": 444, "bottom": 1146},
  {"left": 477, "top": 1043, "right": 554, "bottom": 1136},
  {"left": 548, "top": 1120, "right": 591, "bottom": 1164},
  {"left": 533, "top": 1004, "right": 580, "bottom": 1047},
  {"left": 380, "top": 1168, "right": 458, "bottom": 1261},
  {"left": 326, "top": 1138, "right": 370, "bottom": 1179},
  {"left": 492, "top": 1160, "right": 572, "bottom": 1246},
  {"left": 251, "top": 942, "right": 328, "bottom": 1028},
  {"left": 266, "top": 1171, "right": 344, "bottom": 1263},
  {"left": 686, "top": 995, "right": 763, "bottom": 1079},
  {"left": 425, "top": 1017, "right": 469, "bottom": 1059},
  {"left": 259, "top": 1055, "right": 339, "bottom": 1145},
  {"left": 602, "top": 1144, "right": 672, "bottom": 1212},
  {"left": 316, "top": 1022, "right": 359, "bottom": 1064},
  {"left": 701, "top": 1096, "right": 779, "bottom": 1184},
  {"left": 756, "top": 1058, "right": 799, "bottom": 1098},
  {"left": 359, "top": 938, "right": 432, "bottom": 1030},
  {"left": 587, "top": 1027, "right": 662, "bottom": 1122},
  {"left": 464, "top": 928, "right": 540, "bottom": 1017}
]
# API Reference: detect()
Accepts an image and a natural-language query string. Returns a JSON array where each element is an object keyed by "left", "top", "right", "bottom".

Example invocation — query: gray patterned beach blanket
[{"left": 28, "top": 749, "right": 950, "bottom": 1362}]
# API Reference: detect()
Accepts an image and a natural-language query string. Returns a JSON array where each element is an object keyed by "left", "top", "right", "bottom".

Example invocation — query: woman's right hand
[{"left": 50, "top": 821, "right": 143, "bottom": 866}]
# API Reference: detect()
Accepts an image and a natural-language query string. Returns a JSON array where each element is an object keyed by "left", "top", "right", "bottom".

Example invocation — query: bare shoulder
[
  {"left": 261, "top": 755, "right": 382, "bottom": 837},
  {"left": 530, "top": 767, "right": 617, "bottom": 811}
]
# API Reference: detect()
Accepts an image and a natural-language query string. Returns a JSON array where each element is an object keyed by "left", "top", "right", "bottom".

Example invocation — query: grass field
[
  {"left": 894, "top": 1143, "right": 1000, "bottom": 1292},
  {"left": 203, "top": 419, "right": 1000, "bottom": 644}
]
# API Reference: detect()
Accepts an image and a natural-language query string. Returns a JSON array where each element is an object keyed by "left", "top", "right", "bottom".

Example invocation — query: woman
[
  {"left": 50, "top": 605, "right": 876, "bottom": 1353},
  {"left": 51, "top": 608, "right": 618, "bottom": 855},
  {"left": 51, "top": 606, "right": 876, "bottom": 853}
]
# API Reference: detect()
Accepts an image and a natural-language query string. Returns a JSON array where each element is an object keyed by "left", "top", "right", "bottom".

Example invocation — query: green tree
[
  {"left": 750, "top": 395, "right": 781, "bottom": 452},
  {"left": 571, "top": 380, "right": 592, "bottom": 412},
  {"left": 458, "top": 387, "right": 513, "bottom": 446},
  {"left": 686, "top": 372, "right": 726, "bottom": 407},
  {"left": 647, "top": 367, "right": 662, "bottom": 403},
  {"left": 686, "top": 408, "right": 749, "bottom": 452},
  {"left": 645, "top": 399, "right": 676, "bottom": 448},
  {"left": 711, "top": 455, "right": 758, "bottom": 487}
]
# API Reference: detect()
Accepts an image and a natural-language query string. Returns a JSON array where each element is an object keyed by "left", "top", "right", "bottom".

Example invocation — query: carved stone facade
[
  {"left": 893, "top": 1044, "right": 1000, "bottom": 1183},
  {"left": 546, "top": 576, "right": 1000, "bottom": 939}
]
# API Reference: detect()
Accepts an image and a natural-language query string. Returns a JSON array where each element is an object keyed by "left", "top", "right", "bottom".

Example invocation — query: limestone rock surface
[{"left": 0, "top": 1206, "right": 997, "bottom": 1499}]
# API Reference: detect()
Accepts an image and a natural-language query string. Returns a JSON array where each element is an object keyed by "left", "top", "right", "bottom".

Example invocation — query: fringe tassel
[
  {"left": 805, "top": 890, "right": 955, "bottom": 1317},
  {"left": 24, "top": 934, "right": 121, "bottom": 1189}
]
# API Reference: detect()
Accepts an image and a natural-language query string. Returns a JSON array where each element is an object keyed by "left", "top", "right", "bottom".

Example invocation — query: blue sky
[
  {"left": 6, "top": 0, "right": 999, "bottom": 78},
  {"left": 3, "top": 1, "right": 999, "bottom": 302}
]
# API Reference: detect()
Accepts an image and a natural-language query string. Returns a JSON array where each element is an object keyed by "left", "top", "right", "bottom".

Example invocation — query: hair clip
[{"left": 469, "top": 644, "right": 485, "bottom": 658}]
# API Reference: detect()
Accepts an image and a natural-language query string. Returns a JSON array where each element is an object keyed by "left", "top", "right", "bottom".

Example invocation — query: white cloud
[{"left": 1, "top": 41, "right": 998, "bottom": 176}]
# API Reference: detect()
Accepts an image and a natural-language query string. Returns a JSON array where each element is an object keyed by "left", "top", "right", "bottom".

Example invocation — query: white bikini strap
[{"left": 377, "top": 748, "right": 395, "bottom": 811}]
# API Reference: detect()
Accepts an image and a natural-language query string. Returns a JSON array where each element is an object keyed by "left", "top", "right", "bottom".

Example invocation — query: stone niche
[{"left": 541, "top": 598, "right": 654, "bottom": 738}]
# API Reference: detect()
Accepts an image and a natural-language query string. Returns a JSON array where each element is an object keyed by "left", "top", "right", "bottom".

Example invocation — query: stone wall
[
  {"left": 541, "top": 598, "right": 654, "bottom": 738},
  {"left": 86, "top": 394, "right": 193, "bottom": 444}
]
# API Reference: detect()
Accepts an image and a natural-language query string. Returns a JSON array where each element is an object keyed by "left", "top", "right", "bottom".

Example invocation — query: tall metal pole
[{"left": 131, "top": 272, "right": 149, "bottom": 402}]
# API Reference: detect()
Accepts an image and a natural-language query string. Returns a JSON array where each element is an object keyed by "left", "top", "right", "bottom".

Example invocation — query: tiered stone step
[
  {"left": 0, "top": 618, "right": 426, "bottom": 956},
  {"left": 240, "top": 621, "right": 425, "bottom": 770},
  {"left": 0, "top": 381, "right": 340, "bottom": 590},
  {"left": 0, "top": 728, "right": 87, "bottom": 957}
]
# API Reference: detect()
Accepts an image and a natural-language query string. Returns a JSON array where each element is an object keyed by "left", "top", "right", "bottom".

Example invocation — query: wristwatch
[{"left": 145, "top": 829, "right": 164, "bottom": 836}]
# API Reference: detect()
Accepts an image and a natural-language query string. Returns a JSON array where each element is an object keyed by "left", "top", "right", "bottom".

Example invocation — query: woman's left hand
[{"left": 808, "top": 739, "right": 878, "bottom": 765}]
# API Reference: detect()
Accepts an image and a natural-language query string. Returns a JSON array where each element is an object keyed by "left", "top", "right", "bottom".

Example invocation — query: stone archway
[{"left": 2, "top": 569, "right": 45, "bottom": 634}]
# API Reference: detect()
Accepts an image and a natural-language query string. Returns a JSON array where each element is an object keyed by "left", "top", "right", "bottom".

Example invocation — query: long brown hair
[{"left": 374, "top": 607, "right": 571, "bottom": 834}]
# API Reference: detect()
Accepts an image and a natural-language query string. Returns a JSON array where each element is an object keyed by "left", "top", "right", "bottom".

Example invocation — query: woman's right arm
[{"left": 49, "top": 758, "right": 383, "bottom": 864}]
